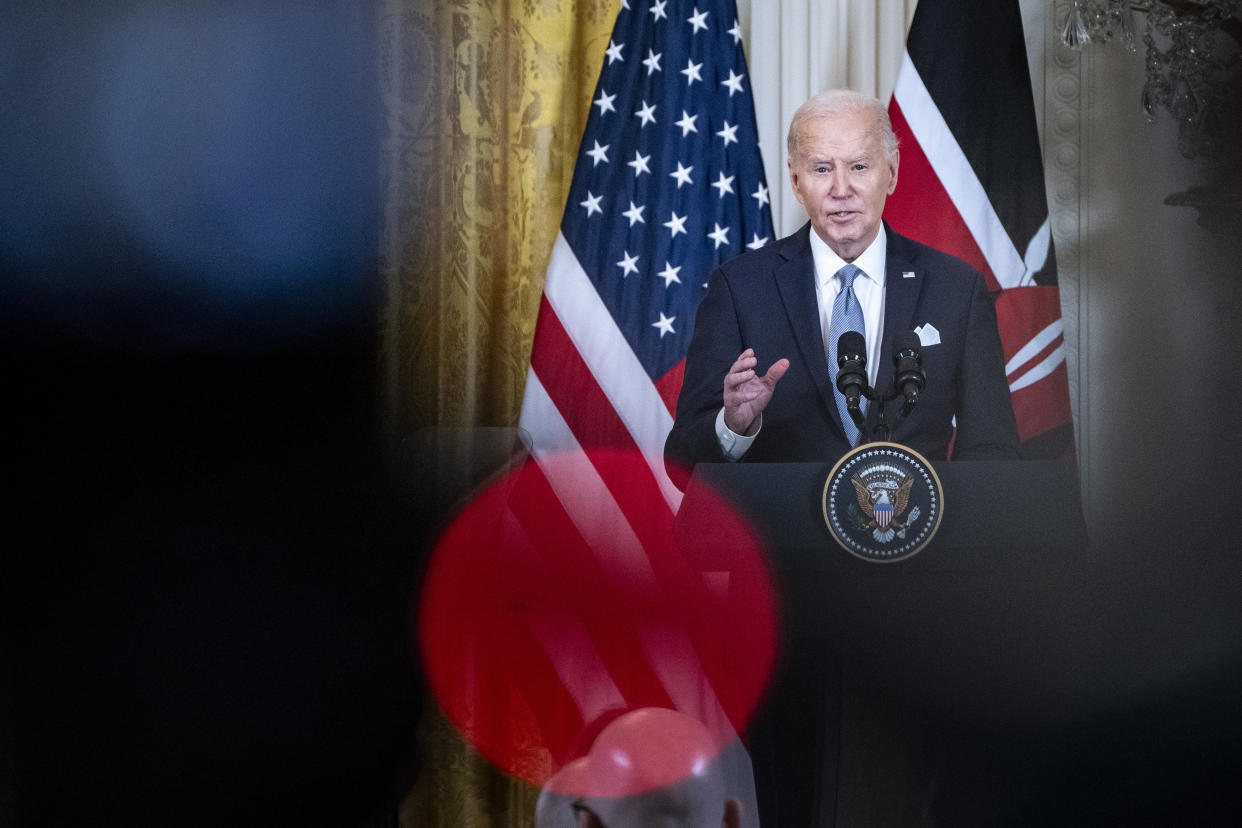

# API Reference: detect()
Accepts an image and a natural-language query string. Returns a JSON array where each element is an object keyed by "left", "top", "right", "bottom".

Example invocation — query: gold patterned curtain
[
  {"left": 379, "top": 1, "right": 614, "bottom": 825},
  {"left": 379, "top": 0, "right": 615, "bottom": 436}
]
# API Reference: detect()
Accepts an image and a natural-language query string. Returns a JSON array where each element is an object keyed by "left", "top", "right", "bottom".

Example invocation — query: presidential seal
[{"left": 822, "top": 442, "right": 944, "bottom": 562}]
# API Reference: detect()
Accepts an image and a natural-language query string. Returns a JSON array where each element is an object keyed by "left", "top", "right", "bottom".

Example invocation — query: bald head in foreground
[{"left": 535, "top": 708, "right": 741, "bottom": 828}]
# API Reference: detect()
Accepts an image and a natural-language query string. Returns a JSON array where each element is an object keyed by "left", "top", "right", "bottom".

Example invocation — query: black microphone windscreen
[
  {"left": 838, "top": 330, "right": 866, "bottom": 359},
  {"left": 894, "top": 330, "right": 921, "bottom": 354}
]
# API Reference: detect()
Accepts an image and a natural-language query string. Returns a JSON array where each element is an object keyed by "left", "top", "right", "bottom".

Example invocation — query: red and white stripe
[
  {"left": 520, "top": 231, "right": 684, "bottom": 525},
  {"left": 890, "top": 51, "right": 1069, "bottom": 435},
  {"left": 893, "top": 54, "right": 1036, "bottom": 289}
]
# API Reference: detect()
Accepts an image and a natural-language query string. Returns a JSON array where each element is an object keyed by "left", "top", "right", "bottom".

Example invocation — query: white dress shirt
[
  {"left": 716, "top": 229, "right": 888, "bottom": 460},
  {"left": 810, "top": 227, "right": 887, "bottom": 388}
]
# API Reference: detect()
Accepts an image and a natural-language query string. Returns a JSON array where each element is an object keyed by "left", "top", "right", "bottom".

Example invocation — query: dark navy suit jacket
[{"left": 665, "top": 223, "right": 1019, "bottom": 489}]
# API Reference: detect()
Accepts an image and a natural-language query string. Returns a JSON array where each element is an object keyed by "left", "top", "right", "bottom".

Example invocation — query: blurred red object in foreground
[{"left": 417, "top": 449, "right": 777, "bottom": 786}]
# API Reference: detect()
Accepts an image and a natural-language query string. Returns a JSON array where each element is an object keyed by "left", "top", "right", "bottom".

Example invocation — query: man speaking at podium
[
  {"left": 663, "top": 89, "right": 1025, "bottom": 827},
  {"left": 665, "top": 89, "right": 1019, "bottom": 488}
]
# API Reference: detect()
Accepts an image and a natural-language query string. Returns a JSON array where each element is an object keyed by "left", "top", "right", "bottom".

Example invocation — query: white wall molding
[{"left": 1046, "top": 1, "right": 1088, "bottom": 516}]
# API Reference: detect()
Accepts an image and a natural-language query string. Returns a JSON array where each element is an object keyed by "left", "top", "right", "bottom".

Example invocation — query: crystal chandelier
[
  {"left": 1061, "top": 1, "right": 1241, "bottom": 158},
  {"left": 1060, "top": 2, "right": 1241, "bottom": 229}
]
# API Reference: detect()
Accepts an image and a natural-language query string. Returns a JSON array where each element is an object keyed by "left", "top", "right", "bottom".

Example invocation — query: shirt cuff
[{"left": 715, "top": 407, "right": 760, "bottom": 462}]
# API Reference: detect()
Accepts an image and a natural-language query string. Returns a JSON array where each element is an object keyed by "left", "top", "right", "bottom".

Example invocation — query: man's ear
[
  {"left": 887, "top": 148, "right": 900, "bottom": 194},
  {"left": 722, "top": 798, "right": 741, "bottom": 828},
  {"left": 787, "top": 159, "right": 800, "bottom": 203}
]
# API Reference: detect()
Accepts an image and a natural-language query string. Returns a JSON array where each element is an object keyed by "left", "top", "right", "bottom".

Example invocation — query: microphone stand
[{"left": 856, "top": 384, "right": 914, "bottom": 444}]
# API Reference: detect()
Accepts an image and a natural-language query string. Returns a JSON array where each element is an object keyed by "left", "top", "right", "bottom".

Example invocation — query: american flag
[
  {"left": 518, "top": 0, "right": 774, "bottom": 529},
  {"left": 886, "top": 0, "right": 1075, "bottom": 457}
]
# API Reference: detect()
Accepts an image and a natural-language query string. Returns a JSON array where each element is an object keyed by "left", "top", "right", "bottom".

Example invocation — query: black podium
[
  {"left": 676, "top": 460, "right": 1087, "bottom": 569},
  {"left": 675, "top": 460, "right": 1089, "bottom": 827}
]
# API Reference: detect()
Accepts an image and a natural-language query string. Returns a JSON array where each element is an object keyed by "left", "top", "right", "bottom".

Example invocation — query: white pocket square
[{"left": 914, "top": 323, "right": 941, "bottom": 347}]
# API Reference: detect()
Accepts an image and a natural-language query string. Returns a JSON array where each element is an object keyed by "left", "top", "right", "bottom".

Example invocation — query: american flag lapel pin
[{"left": 903, "top": 270, "right": 916, "bottom": 279}]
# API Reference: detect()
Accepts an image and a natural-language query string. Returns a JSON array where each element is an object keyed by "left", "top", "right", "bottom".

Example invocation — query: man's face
[{"left": 788, "top": 109, "right": 898, "bottom": 262}]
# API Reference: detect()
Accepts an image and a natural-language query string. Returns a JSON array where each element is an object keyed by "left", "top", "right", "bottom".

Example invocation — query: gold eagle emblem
[{"left": 850, "top": 474, "right": 914, "bottom": 531}]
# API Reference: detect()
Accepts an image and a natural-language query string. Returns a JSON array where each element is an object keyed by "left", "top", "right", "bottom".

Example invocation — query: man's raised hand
[{"left": 723, "top": 349, "right": 789, "bottom": 436}]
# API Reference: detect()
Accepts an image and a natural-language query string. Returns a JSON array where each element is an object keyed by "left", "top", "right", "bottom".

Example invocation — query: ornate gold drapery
[
  {"left": 379, "top": 0, "right": 614, "bottom": 436},
  {"left": 379, "top": 1, "right": 614, "bottom": 825}
]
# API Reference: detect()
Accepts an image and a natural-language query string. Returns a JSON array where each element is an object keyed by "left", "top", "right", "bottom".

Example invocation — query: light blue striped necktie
[{"left": 828, "top": 264, "right": 867, "bottom": 446}]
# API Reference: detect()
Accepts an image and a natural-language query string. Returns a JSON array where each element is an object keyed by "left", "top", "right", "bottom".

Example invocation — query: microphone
[
  {"left": 835, "top": 330, "right": 868, "bottom": 422},
  {"left": 893, "top": 331, "right": 925, "bottom": 416}
]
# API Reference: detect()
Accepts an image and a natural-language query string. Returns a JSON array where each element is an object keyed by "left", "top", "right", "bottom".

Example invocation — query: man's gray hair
[{"left": 786, "top": 89, "right": 899, "bottom": 162}]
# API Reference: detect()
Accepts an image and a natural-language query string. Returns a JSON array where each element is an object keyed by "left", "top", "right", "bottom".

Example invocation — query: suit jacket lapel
[
  {"left": 774, "top": 225, "right": 843, "bottom": 429},
  {"left": 874, "top": 224, "right": 925, "bottom": 407}
]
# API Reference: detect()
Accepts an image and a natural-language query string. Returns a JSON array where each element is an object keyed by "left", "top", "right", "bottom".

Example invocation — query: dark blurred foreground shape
[
  {"left": 4, "top": 3, "right": 430, "bottom": 826},
  {"left": 676, "top": 459, "right": 1242, "bottom": 827}
]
